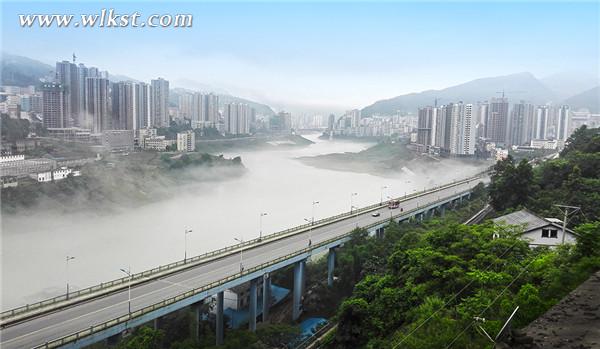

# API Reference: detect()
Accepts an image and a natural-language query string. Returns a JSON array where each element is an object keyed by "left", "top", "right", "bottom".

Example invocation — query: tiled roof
[{"left": 492, "top": 209, "right": 555, "bottom": 232}]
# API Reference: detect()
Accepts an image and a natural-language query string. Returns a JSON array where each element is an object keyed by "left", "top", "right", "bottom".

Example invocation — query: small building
[
  {"left": 176, "top": 131, "right": 195, "bottom": 152},
  {"left": 101, "top": 130, "right": 134, "bottom": 152},
  {"left": 30, "top": 166, "right": 81, "bottom": 183},
  {"left": 492, "top": 209, "right": 577, "bottom": 247}
]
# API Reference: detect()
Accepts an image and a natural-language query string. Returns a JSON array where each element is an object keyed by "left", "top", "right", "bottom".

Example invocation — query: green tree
[
  {"left": 117, "top": 326, "right": 164, "bottom": 349},
  {"left": 574, "top": 221, "right": 600, "bottom": 258}
]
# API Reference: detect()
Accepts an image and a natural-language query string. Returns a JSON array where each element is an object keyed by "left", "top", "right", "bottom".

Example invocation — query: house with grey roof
[{"left": 492, "top": 209, "right": 577, "bottom": 247}]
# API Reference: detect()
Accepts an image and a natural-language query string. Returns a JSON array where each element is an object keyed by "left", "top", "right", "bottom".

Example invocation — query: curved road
[{"left": 0, "top": 178, "right": 483, "bottom": 348}]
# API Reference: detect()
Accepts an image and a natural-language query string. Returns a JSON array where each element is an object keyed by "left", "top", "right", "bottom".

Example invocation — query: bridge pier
[
  {"left": 216, "top": 291, "right": 224, "bottom": 346},
  {"left": 293, "top": 259, "right": 306, "bottom": 321},
  {"left": 327, "top": 248, "right": 336, "bottom": 287},
  {"left": 191, "top": 301, "right": 202, "bottom": 340},
  {"left": 153, "top": 317, "right": 159, "bottom": 330},
  {"left": 249, "top": 278, "right": 258, "bottom": 332},
  {"left": 262, "top": 273, "right": 271, "bottom": 323}
]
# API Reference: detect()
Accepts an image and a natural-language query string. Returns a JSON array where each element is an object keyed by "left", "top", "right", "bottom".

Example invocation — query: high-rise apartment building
[
  {"left": 150, "top": 78, "right": 169, "bottom": 128},
  {"left": 40, "top": 82, "right": 67, "bottom": 128},
  {"left": 224, "top": 103, "right": 252, "bottom": 135},
  {"left": 510, "top": 101, "right": 535, "bottom": 146},
  {"left": 534, "top": 105, "right": 550, "bottom": 140},
  {"left": 486, "top": 97, "right": 509, "bottom": 144},
  {"left": 556, "top": 105, "right": 570, "bottom": 141},
  {"left": 417, "top": 106, "right": 435, "bottom": 148},
  {"left": 178, "top": 93, "right": 194, "bottom": 120},
  {"left": 111, "top": 82, "right": 135, "bottom": 130},
  {"left": 190, "top": 93, "right": 220, "bottom": 128},
  {"left": 134, "top": 82, "right": 150, "bottom": 130},
  {"left": 86, "top": 77, "right": 110, "bottom": 133}
]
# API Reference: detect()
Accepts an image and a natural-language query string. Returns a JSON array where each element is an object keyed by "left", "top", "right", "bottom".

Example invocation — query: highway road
[{"left": 0, "top": 177, "right": 483, "bottom": 349}]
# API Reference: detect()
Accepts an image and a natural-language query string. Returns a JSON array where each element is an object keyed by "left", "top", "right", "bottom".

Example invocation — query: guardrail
[
  {"left": 32, "top": 187, "right": 476, "bottom": 349},
  {"left": 2, "top": 172, "right": 488, "bottom": 323}
]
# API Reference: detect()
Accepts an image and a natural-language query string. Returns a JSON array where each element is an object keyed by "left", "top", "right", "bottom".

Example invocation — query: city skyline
[{"left": 2, "top": 1, "right": 599, "bottom": 113}]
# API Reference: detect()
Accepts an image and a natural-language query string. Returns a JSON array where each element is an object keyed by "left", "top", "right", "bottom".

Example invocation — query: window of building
[
  {"left": 542, "top": 229, "right": 549, "bottom": 238},
  {"left": 550, "top": 229, "right": 558, "bottom": 238}
]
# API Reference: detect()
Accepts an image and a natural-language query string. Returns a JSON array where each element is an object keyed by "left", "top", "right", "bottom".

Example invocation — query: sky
[{"left": 1, "top": 1, "right": 599, "bottom": 113}]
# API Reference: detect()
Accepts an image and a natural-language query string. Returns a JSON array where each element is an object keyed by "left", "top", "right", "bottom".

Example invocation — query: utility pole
[{"left": 554, "top": 204, "right": 580, "bottom": 244}]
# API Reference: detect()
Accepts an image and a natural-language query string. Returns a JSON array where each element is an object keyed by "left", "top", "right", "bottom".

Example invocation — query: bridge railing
[
  {"left": 32, "top": 187, "right": 476, "bottom": 349},
  {"left": 1, "top": 172, "right": 488, "bottom": 322}
]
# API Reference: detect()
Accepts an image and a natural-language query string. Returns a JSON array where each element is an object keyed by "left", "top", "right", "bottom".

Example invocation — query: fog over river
[{"left": 1, "top": 134, "right": 487, "bottom": 310}]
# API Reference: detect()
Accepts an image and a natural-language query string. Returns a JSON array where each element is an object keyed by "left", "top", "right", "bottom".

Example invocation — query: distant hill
[
  {"left": 1, "top": 52, "right": 53, "bottom": 86},
  {"left": 361, "top": 72, "right": 557, "bottom": 116},
  {"left": 540, "top": 72, "right": 599, "bottom": 101},
  {"left": 564, "top": 86, "right": 600, "bottom": 113},
  {"left": 170, "top": 88, "right": 276, "bottom": 116}
]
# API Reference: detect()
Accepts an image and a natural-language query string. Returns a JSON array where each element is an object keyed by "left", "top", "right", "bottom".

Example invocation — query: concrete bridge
[{"left": 0, "top": 174, "right": 487, "bottom": 349}]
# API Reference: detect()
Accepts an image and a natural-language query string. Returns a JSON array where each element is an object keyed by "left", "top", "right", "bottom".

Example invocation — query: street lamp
[
  {"left": 119, "top": 267, "right": 132, "bottom": 314},
  {"left": 65, "top": 255, "right": 75, "bottom": 299},
  {"left": 184, "top": 229, "right": 193, "bottom": 262},
  {"left": 259, "top": 212, "right": 268, "bottom": 240},
  {"left": 350, "top": 192, "right": 358, "bottom": 213},
  {"left": 380, "top": 186, "right": 388, "bottom": 206},
  {"left": 311, "top": 201, "right": 319, "bottom": 225},
  {"left": 234, "top": 237, "right": 244, "bottom": 272}
]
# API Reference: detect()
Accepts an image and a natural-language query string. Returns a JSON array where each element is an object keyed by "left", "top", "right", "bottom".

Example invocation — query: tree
[
  {"left": 336, "top": 298, "right": 371, "bottom": 348},
  {"left": 117, "top": 326, "right": 164, "bottom": 349},
  {"left": 574, "top": 221, "right": 600, "bottom": 258}
]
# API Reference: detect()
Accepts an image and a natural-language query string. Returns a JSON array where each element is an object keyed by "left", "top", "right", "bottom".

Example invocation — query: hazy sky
[{"left": 2, "top": 1, "right": 599, "bottom": 113}]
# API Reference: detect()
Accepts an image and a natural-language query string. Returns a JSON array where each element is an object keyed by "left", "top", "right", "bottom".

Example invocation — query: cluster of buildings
[
  {"left": 0, "top": 154, "right": 85, "bottom": 187},
  {"left": 42, "top": 60, "right": 170, "bottom": 132},
  {"left": 325, "top": 109, "right": 415, "bottom": 138},
  {"left": 413, "top": 98, "right": 600, "bottom": 157},
  {"left": 1, "top": 56, "right": 278, "bottom": 155}
]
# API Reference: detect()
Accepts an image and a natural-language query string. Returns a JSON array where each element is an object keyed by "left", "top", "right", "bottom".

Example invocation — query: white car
[{"left": 371, "top": 212, "right": 381, "bottom": 217}]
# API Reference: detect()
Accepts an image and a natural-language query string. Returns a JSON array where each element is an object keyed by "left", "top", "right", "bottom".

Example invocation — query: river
[{"left": 0, "top": 133, "right": 486, "bottom": 310}]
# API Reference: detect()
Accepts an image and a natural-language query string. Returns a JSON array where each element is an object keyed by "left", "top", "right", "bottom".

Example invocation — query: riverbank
[
  {"left": 195, "top": 134, "right": 314, "bottom": 153},
  {"left": 0, "top": 151, "right": 245, "bottom": 215},
  {"left": 298, "top": 139, "right": 490, "bottom": 178}
]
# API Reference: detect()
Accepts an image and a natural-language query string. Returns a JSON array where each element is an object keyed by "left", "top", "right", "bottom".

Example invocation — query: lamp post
[
  {"left": 234, "top": 237, "right": 244, "bottom": 272},
  {"left": 350, "top": 192, "right": 358, "bottom": 213},
  {"left": 184, "top": 229, "right": 192, "bottom": 262},
  {"left": 380, "top": 186, "right": 388, "bottom": 206},
  {"left": 259, "top": 212, "right": 268, "bottom": 240},
  {"left": 65, "top": 256, "right": 75, "bottom": 299},
  {"left": 119, "top": 267, "right": 132, "bottom": 314},
  {"left": 311, "top": 201, "right": 319, "bottom": 225}
]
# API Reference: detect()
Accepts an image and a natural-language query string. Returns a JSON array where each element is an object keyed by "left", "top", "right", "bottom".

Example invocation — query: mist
[{"left": 0, "top": 134, "right": 489, "bottom": 310}]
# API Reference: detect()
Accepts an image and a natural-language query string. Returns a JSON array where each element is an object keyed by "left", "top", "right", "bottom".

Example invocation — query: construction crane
[{"left": 495, "top": 90, "right": 526, "bottom": 99}]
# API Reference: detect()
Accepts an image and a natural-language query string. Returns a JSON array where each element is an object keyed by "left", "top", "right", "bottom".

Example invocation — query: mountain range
[
  {"left": 361, "top": 72, "right": 599, "bottom": 116},
  {"left": 0, "top": 52, "right": 276, "bottom": 116}
]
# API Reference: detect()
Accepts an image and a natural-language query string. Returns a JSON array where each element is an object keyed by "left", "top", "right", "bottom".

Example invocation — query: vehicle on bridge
[{"left": 388, "top": 199, "right": 400, "bottom": 209}]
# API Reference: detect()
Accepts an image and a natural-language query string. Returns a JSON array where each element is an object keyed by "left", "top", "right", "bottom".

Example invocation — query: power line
[
  {"left": 393, "top": 235, "right": 524, "bottom": 348},
  {"left": 444, "top": 258, "right": 535, "bottom": 349}
]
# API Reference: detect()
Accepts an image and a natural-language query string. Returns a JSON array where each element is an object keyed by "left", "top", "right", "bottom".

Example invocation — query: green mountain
[{"left": 361, "top": 72, "right": 557, "bottom": 116}]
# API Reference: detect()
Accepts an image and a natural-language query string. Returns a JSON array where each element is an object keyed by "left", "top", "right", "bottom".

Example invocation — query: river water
[{"left": 0, "top": 134, "right": 486, "bottom": 310}]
